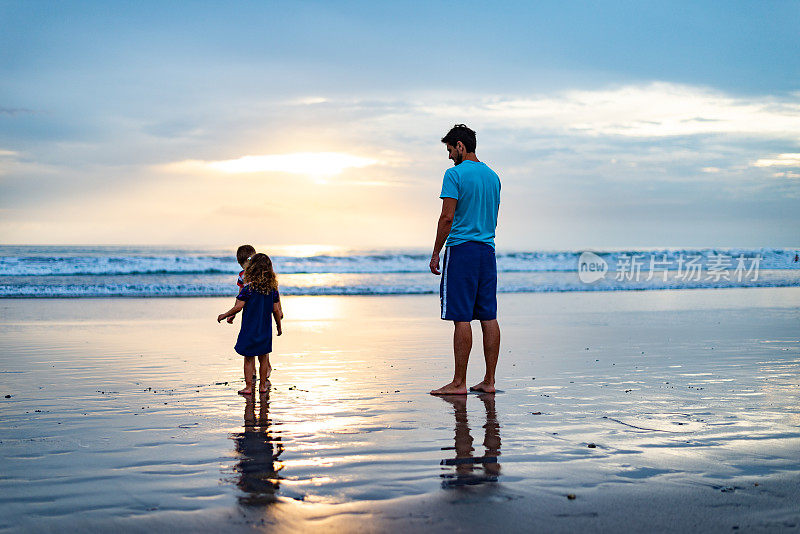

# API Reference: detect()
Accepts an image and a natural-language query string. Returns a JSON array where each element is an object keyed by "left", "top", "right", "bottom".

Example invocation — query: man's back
[{"left": 440, "top": 160, "right": 501, "bottom": 248}]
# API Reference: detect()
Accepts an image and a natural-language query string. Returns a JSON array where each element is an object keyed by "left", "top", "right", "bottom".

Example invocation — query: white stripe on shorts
[{"left": 441, "top": 247, "right": 450, "bottom": 319}]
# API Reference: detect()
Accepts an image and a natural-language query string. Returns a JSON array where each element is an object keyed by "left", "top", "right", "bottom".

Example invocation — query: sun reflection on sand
[
  {"left": 285, "top": 416, "right": 366, "bottom": 437},
  {"left": 283, "top": 296, "right": 344, "bottom": 321}
]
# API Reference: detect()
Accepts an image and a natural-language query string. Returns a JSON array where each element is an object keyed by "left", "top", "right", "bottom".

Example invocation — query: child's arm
[
  {"left": 226, "top": 298, "right": 239, "bottom": 323},
  {"left": 218, "top": 299, "right": 245, "bottom": 323},
  {"left": 272, "top": 302, "right": 282, "bottom": 336}
]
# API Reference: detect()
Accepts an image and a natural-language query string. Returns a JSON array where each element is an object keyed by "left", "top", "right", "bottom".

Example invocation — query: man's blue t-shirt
[{"left": 439, "top": 160, "right": 501, "bottom": 249}]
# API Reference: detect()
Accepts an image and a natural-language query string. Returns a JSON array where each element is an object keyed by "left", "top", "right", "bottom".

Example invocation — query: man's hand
[
  {"left": 226, "top": 315, "right": 235, "bottom": 324},
  {"left": 430, "top": 252, "right": 441, "bottom": 275},
  {"left": 276, "top": 326, "right": 282, "bottom": 336},
  {"left": 217, "top": 313, "right": 226, "bottom": 323}
]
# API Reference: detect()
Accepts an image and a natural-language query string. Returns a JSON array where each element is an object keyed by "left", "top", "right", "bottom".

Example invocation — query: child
[
  {"left": 227, "top": 245, "right": 256, "bottom": 324},
  {"left": 218, "top": 253, "right": 283, "bottom": 395},
  {"left": 235, "top": 244, "right": 256, "bottom": 289}
]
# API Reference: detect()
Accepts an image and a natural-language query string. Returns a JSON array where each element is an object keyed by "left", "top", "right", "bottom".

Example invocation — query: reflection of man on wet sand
[
  {"left": 232, "top": 392, "right": 283, "bottom": 506},
  {"left": 438, "top": 393, "right": 501, "bottom": 488},
  {"left": 430, "top": 124, "right": 502, "bottom": 395}
]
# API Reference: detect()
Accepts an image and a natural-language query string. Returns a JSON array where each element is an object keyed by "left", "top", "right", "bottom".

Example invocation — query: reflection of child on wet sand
[
  {"left": 218, "top": 253, "right": 283, "bottom": 395},
  {"left": 233, "top": 394, "right": 284, "bottom": 505}
]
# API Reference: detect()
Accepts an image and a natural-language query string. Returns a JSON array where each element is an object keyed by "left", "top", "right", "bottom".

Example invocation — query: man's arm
[{"left": 430, "top": 197, "right": 457, "bottom": 275}]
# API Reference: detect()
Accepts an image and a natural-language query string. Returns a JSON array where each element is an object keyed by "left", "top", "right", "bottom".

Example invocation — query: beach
[{"left": 1, "top": 288, "right": 799, "bottom": 532}]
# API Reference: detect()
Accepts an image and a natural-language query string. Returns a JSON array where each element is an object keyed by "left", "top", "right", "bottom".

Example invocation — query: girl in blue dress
[{"left": 218, "top": 253, "right": 283, "bottom": 395}]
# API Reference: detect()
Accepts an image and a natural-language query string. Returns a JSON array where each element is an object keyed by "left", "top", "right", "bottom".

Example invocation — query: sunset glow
[
  {"left": 1, "top": 2, "right": 798, "bottom": 248},
  {"left": 207, "top": 152, "right": 378, "bottom": 177}
]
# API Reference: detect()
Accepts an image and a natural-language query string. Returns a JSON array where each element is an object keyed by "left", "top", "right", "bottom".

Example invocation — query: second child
[
  {"left": 235, "top": 244, "right": 256, "bottom": 290},
  {"left": 217, "top": 253, "right": 283, "bottom": 395},
  {"left": 227, "top": 244, "right": 256, "bottom": 323}
]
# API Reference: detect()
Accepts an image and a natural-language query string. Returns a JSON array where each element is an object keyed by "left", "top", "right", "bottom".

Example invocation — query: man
[{"left": 430, "top": 124, "right": 501, "bottom": 395}]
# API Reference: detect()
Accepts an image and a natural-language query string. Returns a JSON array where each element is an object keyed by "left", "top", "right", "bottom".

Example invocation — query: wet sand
[{"left": 1, "top": 288, "right": 799, "bottom": 532}]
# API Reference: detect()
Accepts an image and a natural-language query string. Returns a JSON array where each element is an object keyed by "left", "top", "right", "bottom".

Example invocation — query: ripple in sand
[
  {"left": 616, "top": 466, "right": 677, "bottom": 479},
  {"left": 602, "top": 413, "right": 707, "bottom": 433}
]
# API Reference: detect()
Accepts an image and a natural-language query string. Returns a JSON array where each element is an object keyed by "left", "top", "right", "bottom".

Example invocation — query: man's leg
[
  {"left": 471, "top": 244, "right": 499, "bottom": 393},
  {"left": 430, "top": 321, "right": 472, "bottom": 395},
  {"left": 471, "top": 319, "right": 500, "bottom": 393}
]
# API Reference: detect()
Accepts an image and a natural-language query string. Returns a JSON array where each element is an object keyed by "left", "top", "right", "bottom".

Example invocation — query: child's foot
[
  {"left": 259, "top": 380, "right": 270, "bottom": 393},
  {"left": 238, "top": 388, "right": 253, "bottom": 396}
]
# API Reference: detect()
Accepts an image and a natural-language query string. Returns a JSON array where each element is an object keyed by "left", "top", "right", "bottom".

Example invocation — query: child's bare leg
[
  {"left": 258, "top": 354, "right": 271, "bottom": 392},
  {"left": 239, "top": 356, "right": 255, "bottom": 395}
]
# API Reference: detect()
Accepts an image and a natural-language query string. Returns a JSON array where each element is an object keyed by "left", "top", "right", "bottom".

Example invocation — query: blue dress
[{"left": 234, "top": 285, "right": 280, "bottom": 357}]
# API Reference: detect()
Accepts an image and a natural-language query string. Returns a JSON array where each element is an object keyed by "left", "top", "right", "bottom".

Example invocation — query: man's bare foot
[
  {"left": 259, "top": 380, "right": 270, "bottom": 393},
  {"left": 469, "top": 381, "right": 496, "bottom": 393},
  {"left": 238, "top": 388, "right": 253, "bottom": 395},
  {"left": 430, "top": 382, "right": 468, "bottom": 395}
]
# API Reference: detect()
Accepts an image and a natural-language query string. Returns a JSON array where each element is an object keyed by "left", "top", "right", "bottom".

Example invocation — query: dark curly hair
[
  {"left": 243, "top": 253, "right": 278, "bottom": 294},
  {"left": 441, "top": 124, "right": 476, "bottom": 153}
]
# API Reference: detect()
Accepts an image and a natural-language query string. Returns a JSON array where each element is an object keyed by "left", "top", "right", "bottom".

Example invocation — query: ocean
[{"left": 0, "top": 245, "right": 798, "bottom": 298}]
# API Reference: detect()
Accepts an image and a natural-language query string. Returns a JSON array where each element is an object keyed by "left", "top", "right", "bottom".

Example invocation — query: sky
[{"left": 1, "top": 0, "right": 799, "bottom": 250}]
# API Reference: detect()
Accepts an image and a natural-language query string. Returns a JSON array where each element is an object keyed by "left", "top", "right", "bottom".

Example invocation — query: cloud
[
  {"left": 772, "top": 171, "right": 800, "bottom": 179},
  {"left": 160, "top": 152, "right": 378, "bottom": 178},
  {"left": 0, "top": 108, "right": 36, "bottom": 116},
  {"left": 752, "top": 153, "right": 800, "bottom": 167},
  {"left": 4, "top": 79, "right": 800, "bottom": 246},
  {"left": 410, "top": 83, "right": 800, "bottom": 139},
  {"left": 0, "top": 150, "right": 60, "bottom": 179},
  {"left": 289, "top": 97, "right": 329, "bottom": 105}
]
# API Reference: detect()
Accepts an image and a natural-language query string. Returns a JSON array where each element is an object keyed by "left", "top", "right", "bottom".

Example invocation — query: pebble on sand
[
  {"left": 4, "top": 394, "right": 11, "bottom": 398},
  {"left": 567, "top": 494, "right": 576, "bottom": 500},
  {"left": 587, "top": 443, "right": 596, "bottom": 448}
]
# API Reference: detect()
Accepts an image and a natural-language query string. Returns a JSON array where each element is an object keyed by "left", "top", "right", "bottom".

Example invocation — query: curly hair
[
  {"left": 441, "top": 124, "right": 476, "bottom": 153},
  {"left": 243, "top": 253, "right": 278, "bottom": 294}
]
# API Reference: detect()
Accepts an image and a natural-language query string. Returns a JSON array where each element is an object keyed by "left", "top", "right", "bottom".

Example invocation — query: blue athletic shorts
[{"left": 440, "top": 241, "right": 497, "bottom": 322}]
